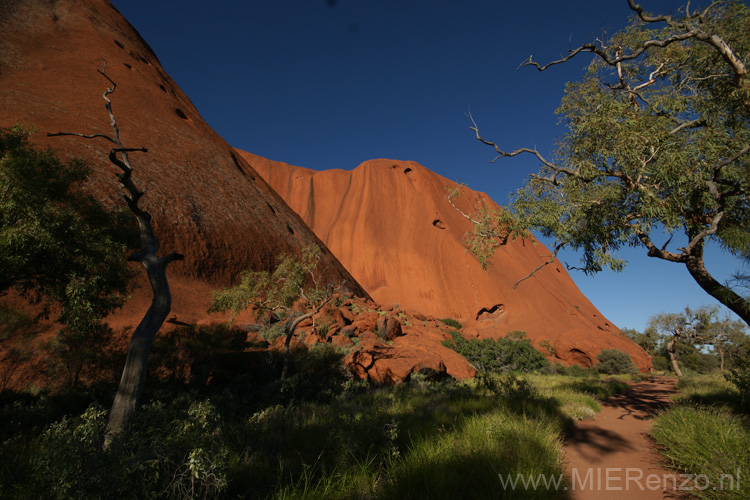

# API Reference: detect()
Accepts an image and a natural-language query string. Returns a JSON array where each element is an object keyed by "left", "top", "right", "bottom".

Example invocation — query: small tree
[
  {"left": 1, "top": 126, "right": 136, "bottom": 389},
  {"left": 0, "top": 126, "right": 134, "bottom": 331},
  {"left": 695, "top": 312, "right": 748, "bottom": 371},
  {"left": 647, "top": 306, "right": 716, "bottom": 377},
  {"left": 210, "top": 245, "right": 340, "bottom": 379},
  {"left": 468, "top": 0, "right": 750, "bottom": 326}
]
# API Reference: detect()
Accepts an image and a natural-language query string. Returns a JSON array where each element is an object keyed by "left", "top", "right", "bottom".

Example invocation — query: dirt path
[{"left": 563, "top": 377, "right": 691, "bottom": 499}]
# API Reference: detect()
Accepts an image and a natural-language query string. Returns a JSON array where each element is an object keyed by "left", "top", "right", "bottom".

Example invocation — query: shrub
[
  {"left": 441, "top": 330, "right": 549, "bottom": 373},
  {"left": 538, "top": 338, "right": 555, "bottom": 356},
  {"left": 438, "top": 318, "right": 462, "bottom": 330},
  {"left": 725, "top": 357, "right": 750, "bottom": 411},
  {"left": 595, "top": 349, "right": 636, "bottom": 375}
]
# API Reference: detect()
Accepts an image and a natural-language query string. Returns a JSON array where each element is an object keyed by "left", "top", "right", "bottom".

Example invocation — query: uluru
[
  {"left": 242, "top": 151, "right": 651, "bottom": 371},
  {"left": 0, "top": 0, "right": 650, "bottom": 381}
]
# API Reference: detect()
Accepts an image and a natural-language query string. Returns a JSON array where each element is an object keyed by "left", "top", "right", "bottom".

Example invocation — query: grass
[
  {"left": 0, "top": 366, "right": 638, "bottom": 500},
  {"left": 651, "top": 373, "right": 750, "bottom": 500}
]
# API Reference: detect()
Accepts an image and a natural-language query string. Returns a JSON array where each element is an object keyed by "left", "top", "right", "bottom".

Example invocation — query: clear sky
[{"left": 111, "top": 0, "right": 748, "bottom": 332}]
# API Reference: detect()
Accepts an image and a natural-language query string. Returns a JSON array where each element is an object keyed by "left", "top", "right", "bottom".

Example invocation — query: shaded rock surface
[
  {"left": 0, "top": 0, "right": 369, "bottom": 325},
  {"left": 243, "top": 152, "right": 652, "bottom": 372}
]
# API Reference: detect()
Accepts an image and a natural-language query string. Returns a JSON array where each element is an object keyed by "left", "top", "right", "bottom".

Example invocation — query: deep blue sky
[{"left": 112, "top": 0, "right": 747, "bottom": 332}]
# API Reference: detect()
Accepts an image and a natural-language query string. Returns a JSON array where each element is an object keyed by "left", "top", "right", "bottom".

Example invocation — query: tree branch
[
  {"left": 513, "top": 243, "right": 563, "bottom": 289},
  {"left": 637, "top": 230, "right": 687, "bottom": 262},
  {"left": 523, "top": 1, "right": 746, "bottom": 85},
  {"left": 468, "top": 111, "right": 580, "bottom": 184},
  {"left": 47, "top": 132, "right": 116, "bottom": 144}
]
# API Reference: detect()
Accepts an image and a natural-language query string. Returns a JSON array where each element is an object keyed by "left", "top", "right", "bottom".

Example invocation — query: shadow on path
[{"left": 564, "top": 377, "right": 691, "bottom": 500}]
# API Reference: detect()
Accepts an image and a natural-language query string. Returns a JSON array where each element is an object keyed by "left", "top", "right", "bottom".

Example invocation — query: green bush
[
  {"left": 595, "top": 349, "right": 636, "bottom": 375},
  {"left": 725, "top": 357, "right": 750, "bottom": 411},
  {"left": 438, "top": 318, "right": 462, "bottom": 330},
  {"left": 441, "top": 330, "right": 549, "bottom": 373}
]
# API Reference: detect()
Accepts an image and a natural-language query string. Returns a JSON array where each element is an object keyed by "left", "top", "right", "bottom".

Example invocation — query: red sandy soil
[
  {"left": 242, "top": 151, "right": 652, "bottom": 371},
  {"left": 564, "top": 377, "right": 692, "bottom": 499}
]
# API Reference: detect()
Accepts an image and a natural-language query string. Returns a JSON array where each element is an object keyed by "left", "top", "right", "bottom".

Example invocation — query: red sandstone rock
[
  {"left": 0, "top": 0, "right": 368, "bottom": 327},
  {"left": 376, "top": 315, "right": 404, "bottom": 341},
  {"left": 243, "top": 152, "right": 652, "bottom": 372}
]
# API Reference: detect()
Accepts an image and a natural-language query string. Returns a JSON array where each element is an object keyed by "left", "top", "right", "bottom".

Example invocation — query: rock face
[
  {"left": 0, "top": 0, "right": 369, "bottom": 328},
  {"left": 242, "top": 152, "right": 652, "bottom": 372},
  {"left": 0, "top": 0, "right": 474, "bottom": 384}
]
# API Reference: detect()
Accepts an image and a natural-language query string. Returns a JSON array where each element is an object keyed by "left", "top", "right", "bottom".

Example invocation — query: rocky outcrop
[
  {"left": 243, "top": 152, "right": 652, "bottom": 372},
  {"left": 285, "top": 295, "right": 477, "bottom": 383}
]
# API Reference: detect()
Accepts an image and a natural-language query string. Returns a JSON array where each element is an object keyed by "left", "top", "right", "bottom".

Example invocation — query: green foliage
[
  {"left": 474, "top": 3, "right": 750, "bottom": 320},
  {"left": 725, "top": 357, "right": 750, "bottom": 410},
  {"left": 538, "top": 338, "right": 555, "bottom": 356},
  {"left": 442, "top": 330, "right": 549, "bottom": 373},
  {"left": 652, "top": 373, "right": 750, "bottom": 499},
  {"left": 2, "top": 364, "right": 651, "bottom": 499},
  {"left": 438, "top": 317, "right": 462, "bottom": 330},
  {"left": 595, "top": 349, "right": 637, "bottom": 375},
  {"left": 44, "top": 323, "right": 122, "bottom": 388},
  {"left": 210, "top": 245, "right": 324, "bottom": 324},
  {"left": 652, "top": 405, "right": 750, "bottom": 500},
  {"left": 620, "top": 326, "right": 660, "bottom": 355},
  {"left": 641, "top": 306, "right": 750, "bottom": 376},
  {"left": 0, "top": 126, "right": 135, "bottom": 328}
]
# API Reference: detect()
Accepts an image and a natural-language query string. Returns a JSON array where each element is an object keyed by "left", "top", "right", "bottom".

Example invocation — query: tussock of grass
[
  {"left": 652, "top": 405, "right": 750, "bottom": 500},
  {"left": 674, "top": 373, "right": 739, "bottom": 409},
  {"left": 381, "top": 412, "right": 564, "bottom": 500},
  {"left": 526, "top": 374, "right": 629, "bottom": 422}
]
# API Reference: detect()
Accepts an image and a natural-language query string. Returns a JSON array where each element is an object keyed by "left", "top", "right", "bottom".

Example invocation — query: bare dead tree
[{"left": 49, "top": 63, "right": 183, "bottom": 442}]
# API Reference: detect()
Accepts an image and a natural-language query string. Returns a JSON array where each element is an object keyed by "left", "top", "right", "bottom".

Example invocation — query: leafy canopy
[
  {"left": 0, "top": 126, "right": 134, "bottom": 329},
  {"left": 470, "top": 1, "right": 750, "bottom": 323},
  {"left": 209, "top": 245, "right": 326, "bottom": 325}
]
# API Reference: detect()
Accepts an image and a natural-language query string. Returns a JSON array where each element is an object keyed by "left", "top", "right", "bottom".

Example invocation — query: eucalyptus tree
[
  {"left": 210, "top": 245, "right": 340, "bottom": 379},
  {"left": 0, "top": 126, "right": 133, "bottom": 329},
  {"left": 468, "top": 1, "right": 750, "bottom": 325}
]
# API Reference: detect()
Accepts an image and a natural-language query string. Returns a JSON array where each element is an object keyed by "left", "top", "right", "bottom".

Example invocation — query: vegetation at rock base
[
  {"left": 595, "top": 349, "right": 637, "bottom": 375},
  {"left": 210, "top": 245, "right": 339, "bottom": 379},
  {"left": 441, "top": 329, "right": 550, "bottom": 374},
  {"left": 0, "top": 339, "right": 633, "bottom": 500},
  {"left": 467, "top": 0, "right": 750, "bottom": 326},
  {"left": 438, "top": 317, "right": 462, "bottom": 330}
]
